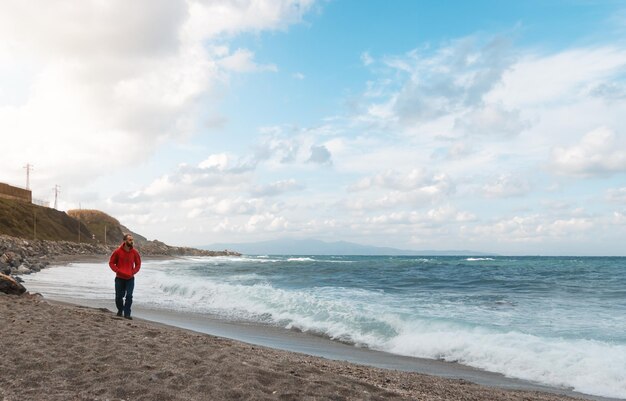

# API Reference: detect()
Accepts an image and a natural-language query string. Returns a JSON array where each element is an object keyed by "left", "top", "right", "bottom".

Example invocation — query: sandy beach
[{"left": 0, "top": 292, "right": 594, "bottom": 401}]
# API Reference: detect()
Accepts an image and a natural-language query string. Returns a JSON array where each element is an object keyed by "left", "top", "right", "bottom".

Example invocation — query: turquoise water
[{"left": 24, "top": 255, "right": 626, "bottom": 398}]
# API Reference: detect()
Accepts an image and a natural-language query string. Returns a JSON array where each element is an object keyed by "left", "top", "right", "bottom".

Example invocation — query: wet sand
[
  {"left": 44, "top": 296, "right": 607, "bottom": 398},
  {"left": 0, "top": 292, "right": 596, "bottom": 401}
]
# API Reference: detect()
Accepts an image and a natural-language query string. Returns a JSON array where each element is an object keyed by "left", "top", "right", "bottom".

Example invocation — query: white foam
[
  {"left": 23, "top": 261, "right": 626, "bottom": 399},
  {"left": 24, "top": 262, "right": 112, "bottom": 300},
  {"left": 141, "top": 270, "right": 626, "bottom": 398},
  {"left": 465, "top": 257, "right": 495, "bottom": 261},
  {"left": 235, "top": 256, "right": 283, "bottom": 263},
  {"left": 383, "top": 322, "right": 626, "bottom": 399},
  {"left": 286, "top": 257, "right": 315, "bottom": 262}
]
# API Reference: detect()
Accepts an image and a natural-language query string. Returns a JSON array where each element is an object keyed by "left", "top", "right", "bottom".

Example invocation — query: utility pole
[
  {"left": 104, "top": 225, "right": 107, "bottom": 246},
  {"left": 53, "top": 185, "right": 61, "bottom": 209},
  {"left": 23, "top": 163, "right": 33, "bottom": 189},
  {"left": 78, "top": 202, "right": 81, "bottom": 243}
]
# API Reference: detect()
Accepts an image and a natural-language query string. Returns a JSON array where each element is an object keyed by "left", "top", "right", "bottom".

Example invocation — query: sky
[{"left": 1, "top": 0, "right": 626, "bottom": 255}]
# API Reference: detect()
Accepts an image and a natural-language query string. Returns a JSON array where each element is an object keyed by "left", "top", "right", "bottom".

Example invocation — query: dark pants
[{"left": 115, "top": 277, "right": 135, "bottom": 317}]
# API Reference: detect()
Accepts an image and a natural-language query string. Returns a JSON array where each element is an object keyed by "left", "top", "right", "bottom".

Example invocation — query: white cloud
[
  {"left": 3, "top": 5, "right": 625, "bottom": 256},
  {"left": 427, "top": 205, "right": 476, "bottom": 223},
  {"left": 213, "top": 197, "right": 264, "bottom": 215},
  {"left": 470, "top": 214, "right": 596, "bottom": 244},
  {"left": 0, "top": 0, "right": 187, "bottom": 60},
  {"left": 198, "top": 153, "right": 231, "bottom": 170},
  {"left": 445, "top": 141, "right": 474, "bottom": 159},
  {"left": 383, "top": 36, "right": 514, "bottom": 125},
  {"left": 162, "top": 37, "right": 626, "bottom": 252},
  {"left": 455, "top": 104, "right": 529, "bottom": 138},
  {"left": 113, "top": 155, "right": 255, "bottom": 204},
  {"left": 589, "top": 82, "right": 626, "bottom": 100},
  {"left": 251, "top": 179, "right": 303, "bottom": 197},
  {"left": 307, "top": 145, "right": 332, "bottom": 164},
  {"left": 482, "top": 174, "right": 531, "bottom": 198},
  {"left": 486, "top": 47, "right": 626, "bottom": 108},
  {"left": 365, "top": 207, "right": 475, "bottom": 226},
  {"left": 613, "top": 211, "right": 626, "bottom": 225},
  {"left": 541, "top": 217, "right": 594, "bottom": 237},
  {"left": 361, "top": 51, "right": 374, "bottom": 66},
  {"left": 344, "top": 188, "right": 453, "bottom": 212},
  {"left": 254, "top": 126, "right": 335, "bottom": 167},
  {"left": 606, "top": 187, "right": 626, "bottom": 202},
  {"left": 552, "top": 126, "right": 626, "bottom": 177},
  {"left": 0, "top": 0, "right": 314, "bottom": 191},
  {"left": 218, "top": 48, "right": 277, "bottom": 72},
  {"left": 349, "top": 169, "right": 452, "bottom": 193},
  {"left": 245, "top": 213, "right": 289, "bottom": 233},
  {"left": 183, "top": 0, "right": 315, "bottom": 40}
]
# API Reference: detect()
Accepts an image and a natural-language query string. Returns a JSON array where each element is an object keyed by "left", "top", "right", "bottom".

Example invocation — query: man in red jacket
[{"left": 109, "top": 233, "right": 141, "bottom": 319}]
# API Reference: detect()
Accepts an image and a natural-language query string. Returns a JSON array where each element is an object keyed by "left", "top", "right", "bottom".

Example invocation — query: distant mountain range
[{"left": 203, "top": 238, "right": 494, "bottom": 256}]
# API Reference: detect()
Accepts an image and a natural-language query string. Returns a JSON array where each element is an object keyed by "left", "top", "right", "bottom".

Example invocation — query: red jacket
[{"left": 109, "top": 244, "right": 141, "bottom": 279}]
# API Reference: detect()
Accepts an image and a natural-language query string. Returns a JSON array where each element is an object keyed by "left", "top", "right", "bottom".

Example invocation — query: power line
[
  {"left": 78, "top": 202, "right": 81, "bottom": 243},
  {"left": 23, "top": 163, "right": 33, "bottom": 190},
  {"left": 53, "top": 185, "right": 61, "bottom": 209}
]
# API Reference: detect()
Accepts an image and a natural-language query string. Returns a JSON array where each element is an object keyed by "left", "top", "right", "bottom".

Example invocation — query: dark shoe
[
  {"left": 116, "top": 311, "right": 123, "bottom": 317},
  {"left": 123, "top": 316, "right": 133, "bottom": 320}
]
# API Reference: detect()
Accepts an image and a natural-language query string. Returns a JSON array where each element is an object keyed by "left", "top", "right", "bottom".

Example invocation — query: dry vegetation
[
  {"left": 0, "top": 198, "right": 94, "bottom": 243},
  {"left": 66, "top": 209, "right": 145, "bottom": 246}
]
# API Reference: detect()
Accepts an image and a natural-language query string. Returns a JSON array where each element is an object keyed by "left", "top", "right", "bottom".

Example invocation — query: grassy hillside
[
  {"left": 0, "top": 200, "right": 237, "bottom": 257},
  {"left": 67, "top": 209, "right": 147, "bottom": 246},
  {"left": 0, "top": 198, "right": 95, "bottom": 243}
]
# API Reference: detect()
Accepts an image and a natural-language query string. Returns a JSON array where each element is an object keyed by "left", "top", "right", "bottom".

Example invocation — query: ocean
[{"left": 23, "top": 255, "right": 626, "bottom": 399}]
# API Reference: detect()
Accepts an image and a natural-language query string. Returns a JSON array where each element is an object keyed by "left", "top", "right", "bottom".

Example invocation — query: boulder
[
  {"left": 0, "top": 260, "right": 10, "bottom": 275},
  {"left": 30, "top": 263, "right": 43, "bottom": 272},
  {"left": 6, "top": 252, "right": 22, "bottom": 267},
  {"left": 16, "top": 264, "right": 32, "bottom": 275},
  {"left": 0, "top": 273, "right": 27, "bottom": 295}
]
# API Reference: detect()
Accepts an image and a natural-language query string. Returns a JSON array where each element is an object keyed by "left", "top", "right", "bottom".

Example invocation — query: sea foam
[
  {"left": 23, "top": 256, "right": 626, "bottom": 399},
  {"left": 139, "top": 268, "right": 626, "bottom": 398}
]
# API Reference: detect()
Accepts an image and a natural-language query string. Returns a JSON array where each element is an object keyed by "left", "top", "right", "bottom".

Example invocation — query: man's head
[{"left": 123, "top": 234, "right": 134, "bottom": 248}]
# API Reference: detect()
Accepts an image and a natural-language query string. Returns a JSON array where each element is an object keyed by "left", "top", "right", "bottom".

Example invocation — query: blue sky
[{"left": 1, "top": 0, "right": 626, "bottom": 255}]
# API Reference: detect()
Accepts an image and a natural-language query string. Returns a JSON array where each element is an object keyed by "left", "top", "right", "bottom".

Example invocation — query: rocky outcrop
[
  {"left": 137, "top": 240, "right": 240, "bottom": 257},
  {"left": 0, "top": 234, "right": 240, "bottom": 282},
  {"left": 0, "top": 235, "right": 110, "bottom": 277},
  {"left": 0, "top": 272, "right": 27, "bottom": 295}
]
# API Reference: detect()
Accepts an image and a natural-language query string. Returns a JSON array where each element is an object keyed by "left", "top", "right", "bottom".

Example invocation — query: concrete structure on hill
[{"left": 0, "top": 182, "right": 32, "bottom": 203}]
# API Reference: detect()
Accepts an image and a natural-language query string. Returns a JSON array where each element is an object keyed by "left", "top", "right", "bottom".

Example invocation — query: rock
[
  {"left": 0, "top": 260, "right": 10, "bottom": 275},
  {"left": 136, "top": 239, "right": 242, "bottom": 257},
  {"left": 0, "top": 232, "right": 239, "bottom": 268},
  {"left": 9, "top": 255, "right": 23, "bottom": 267},
  {"left": 16, "top": 264, "right": 31, "bottom": 274},
  {"left": 0, "top": 272, "right": 27, "bottom": 295}
]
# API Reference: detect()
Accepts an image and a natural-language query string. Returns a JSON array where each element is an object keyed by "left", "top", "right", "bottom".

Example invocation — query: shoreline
[
  {"left": 55, "top": 297, "right": 614, "bottom": 400},
  {"left": 11, "top": 257, "right": 622, "bottom": 401},
  {"left": 49, "top": 253, "right": 179, "bottom": 264},
  {"left": 26, "top": 293, "right": 618, "bottom": 401},
  {"left": 1, "top": 292, "right": 600, "bottom": 401},
  {"left": 0, "top": 232, "right": 238, "bottom": 279}
]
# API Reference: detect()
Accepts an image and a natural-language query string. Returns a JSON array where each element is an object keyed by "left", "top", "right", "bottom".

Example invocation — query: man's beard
[{"left": 126, "top": 242, "right": 133, "bottom": 248}]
